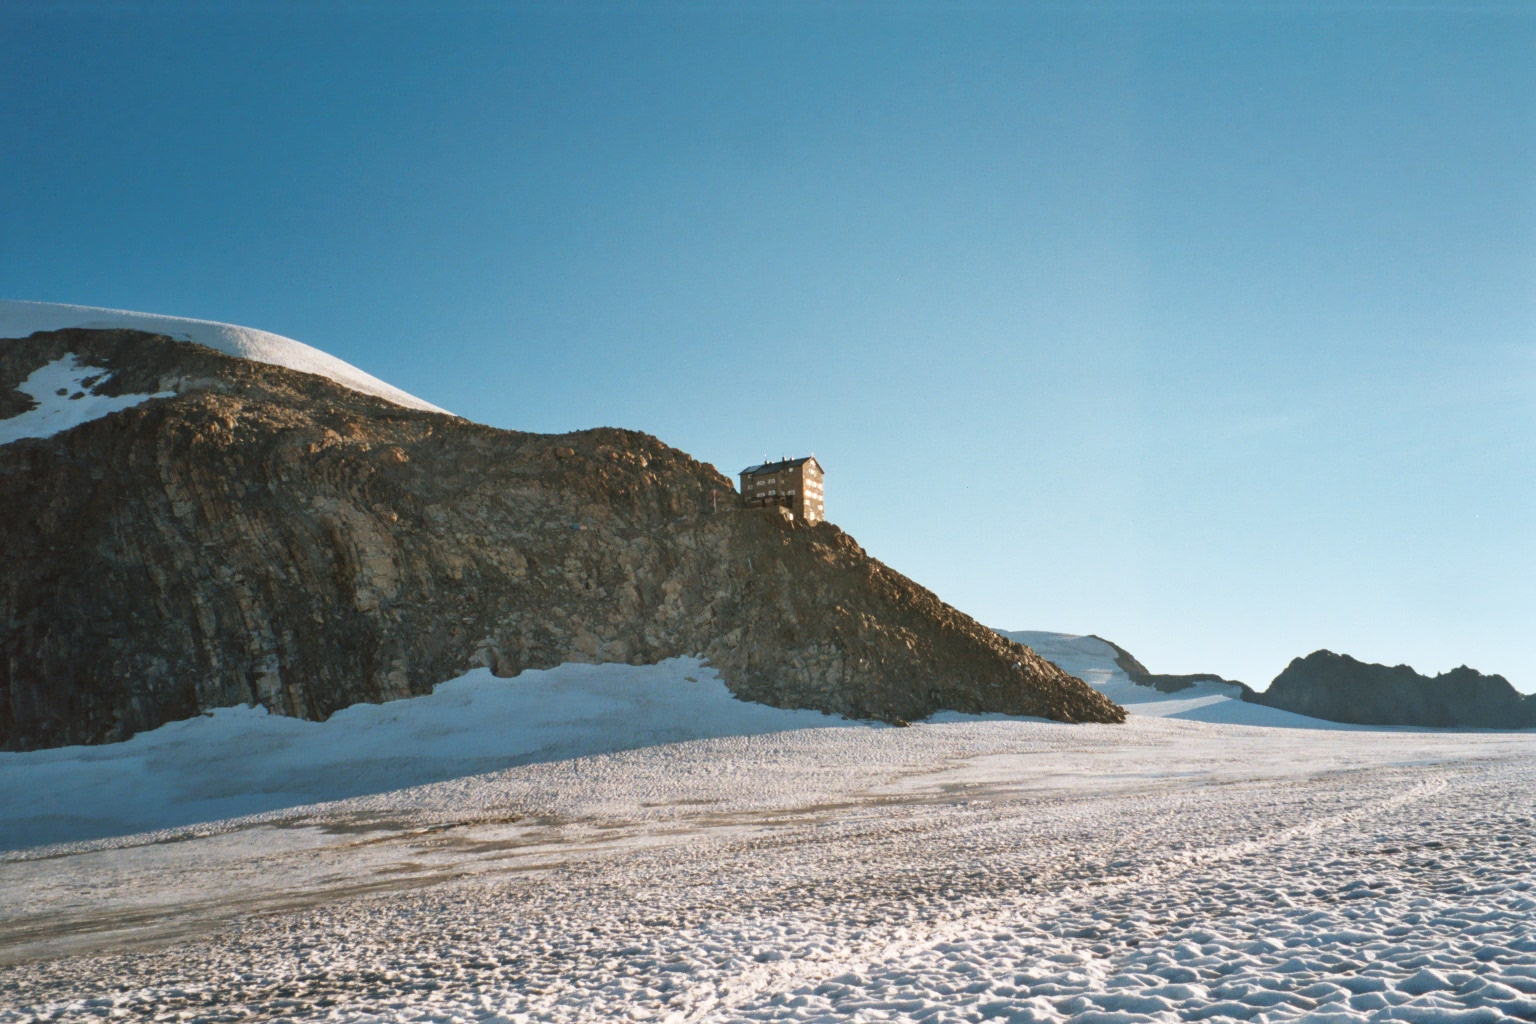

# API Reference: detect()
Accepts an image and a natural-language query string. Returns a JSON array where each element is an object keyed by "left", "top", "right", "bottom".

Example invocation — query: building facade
[{"left": 739, "top": 456, "right": 824, "bottom": 524}]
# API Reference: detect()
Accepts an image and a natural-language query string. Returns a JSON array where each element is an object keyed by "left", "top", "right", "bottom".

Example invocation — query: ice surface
[
  {"left": 1, "top": 715, "right": 1532, "bottom": 1023},
  {"left": 1004, "top": 630, "right": 1358, "bottom": 728},
  {"left": 0, "top": 658, "right": 862, "bottom": 851},
  {"left": 0, "top": 354, "right": 172, "bottom": 446},
  {"left": 4, "top": 644, "right": 1533, "bottom": 1022},
  {"left": 0, "top": 299, "right": 446, "bottom": 413}
]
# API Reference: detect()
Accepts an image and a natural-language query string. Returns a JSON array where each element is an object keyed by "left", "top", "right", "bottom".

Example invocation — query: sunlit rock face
[{"left": 0, "top": 327, "right": 1123, "bottom": 750}]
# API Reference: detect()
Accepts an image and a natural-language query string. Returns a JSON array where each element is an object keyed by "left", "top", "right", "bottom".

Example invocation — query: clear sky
[{"left": 3, "top": 2, "right": 1533, "bottom": 692}]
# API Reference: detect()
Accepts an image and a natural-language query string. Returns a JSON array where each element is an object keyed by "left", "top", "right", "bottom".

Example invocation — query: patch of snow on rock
[
  {"left": 0, "top": 354, "right": 172, "bottom": 447},
  {"left": 0, "top": 299, "right": 447, "bottom": 414}
]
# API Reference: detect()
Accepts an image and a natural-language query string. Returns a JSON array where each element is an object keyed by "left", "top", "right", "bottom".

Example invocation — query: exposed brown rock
[{"left": 0, "top": 329, "right": 1124, "bottom": 750}]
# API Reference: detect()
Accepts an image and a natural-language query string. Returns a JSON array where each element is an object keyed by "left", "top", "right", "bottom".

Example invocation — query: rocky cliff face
[
  {"left": 1249, "top": 650, "right": 1535, "bottom": 729},
  {"left": 1, "top": 328, "right": 1124, "bottom": 750}
]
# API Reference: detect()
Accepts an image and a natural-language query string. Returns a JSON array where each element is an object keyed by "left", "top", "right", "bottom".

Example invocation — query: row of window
[
  {"left": 745, "top": 491, "right": 821, "bottom": 506},
  {"left": 749, "top": 474, "right": 823, "bottom": 486}
]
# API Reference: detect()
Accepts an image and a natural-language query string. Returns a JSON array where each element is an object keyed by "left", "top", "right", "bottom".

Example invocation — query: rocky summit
[{"left": 0, "top": 328, "right": 1123, "bottom": 750}]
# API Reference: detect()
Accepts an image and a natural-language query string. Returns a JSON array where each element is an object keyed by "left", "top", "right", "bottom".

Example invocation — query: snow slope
[
  {"left": 0, "top": 658, "right": 864, "bottom": 851},
  {"left": 0, "top": 354, "right": 172, "bottom": 446},
  {"left": 0, "top": 638, "right": 1403, "bottom": 851},
  {"left": 1004, "top": 629, "right": 1358, "bottom": 728},
  {"left": 0, "top": 299, "right": 447, "bottom": 414}
]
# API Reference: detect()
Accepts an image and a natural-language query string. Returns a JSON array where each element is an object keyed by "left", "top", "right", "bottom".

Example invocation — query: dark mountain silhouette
[{"left": 1247, "top": 650, "right": 1536, "bottom": 729}]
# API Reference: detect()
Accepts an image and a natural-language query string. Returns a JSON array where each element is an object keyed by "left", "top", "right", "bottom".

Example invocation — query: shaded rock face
[
  {"left": 0, "top": 329, "right": 1124, "bottom": 750},
  {"left": 1251, "top": 650, "right": 1535, "bottom": 729}
]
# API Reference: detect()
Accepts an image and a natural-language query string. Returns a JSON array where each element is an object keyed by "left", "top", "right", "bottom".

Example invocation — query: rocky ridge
[
  {"left": 0, "top": 328, "right": 1123, "bottom": 750},
  {"left": 1089, "top": 634, "right": 1531, "bottom": 730},
  {"left": 1091, "top": 635, "right": 1251, "bottom": 695},
  {"left": 1248, "top": 649, "right": 1535, "bottom": 729}
]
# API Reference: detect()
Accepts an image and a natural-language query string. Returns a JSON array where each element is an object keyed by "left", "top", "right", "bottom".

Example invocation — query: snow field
[
  {"left": 2, "top": 718, "right": 1533, "bottom": 1023},
  {"left": 0, "top": 659, "right": 863, "bottom": 851},
  {"left": 0, "top": 300, "right": 446, "bottom": 414}
]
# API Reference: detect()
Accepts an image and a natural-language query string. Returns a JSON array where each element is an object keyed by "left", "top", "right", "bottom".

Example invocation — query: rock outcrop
[
  {"left": 1091, "top": 635, "right": 1252, "bottom": 695},
  {"left": 1247, "top": 650, "right": 1535, "bottom": 729},
  {"left": 0, "top": 328, "right": 1124, "bottom": 750}
]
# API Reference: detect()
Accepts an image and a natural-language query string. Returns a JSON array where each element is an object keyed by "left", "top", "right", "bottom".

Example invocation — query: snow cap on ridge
[{"left": 0, "top": 299, "right": 448, "bottom": 414}]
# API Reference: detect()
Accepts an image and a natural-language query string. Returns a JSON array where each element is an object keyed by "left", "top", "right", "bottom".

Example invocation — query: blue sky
[{"left": 3, "top": 2, "right": 1533, "bottom": 691}]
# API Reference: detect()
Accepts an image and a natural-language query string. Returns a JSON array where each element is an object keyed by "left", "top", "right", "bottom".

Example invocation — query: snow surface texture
[
  {"left": 0, "top": 300, "right": 446, "bottom": 414},
  {"left": 1003, "top": 630, "right": 1356, "bottom": 728},
  {"left": 0, "top": 659, "right": 864, "bottom": 851},
  {"left": 0, "top": 354, "right": 172, "bottom": 447},
  {"left": 2, "top": 716, "right": 1533, "bottom": 1024}
]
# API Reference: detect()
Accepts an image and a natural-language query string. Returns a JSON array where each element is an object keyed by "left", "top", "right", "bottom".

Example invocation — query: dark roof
[{"left": 740, "top": 456, "right": 820, "bottom": 477}]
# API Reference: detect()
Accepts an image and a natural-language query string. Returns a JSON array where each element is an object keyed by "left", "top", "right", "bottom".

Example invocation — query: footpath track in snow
[{"left": 2, "top": 719, "right": 1534, "bottom": 1023}]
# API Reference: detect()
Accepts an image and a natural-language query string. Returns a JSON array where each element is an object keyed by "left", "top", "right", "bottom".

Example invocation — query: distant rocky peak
[{"left": 1252, "top": 649, "right": 1532, "bottom": 729}]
